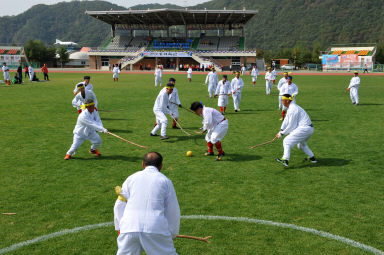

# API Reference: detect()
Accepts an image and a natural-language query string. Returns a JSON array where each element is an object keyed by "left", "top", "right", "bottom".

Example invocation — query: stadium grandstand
[
  {"left": 86, "top": 8, "right": 260, "bottom": 71},
  {"left": 320, "top": 44, "right": 376, "bottom": 72},
  {"left": 0, "top": 46, "right": 26, "bottom": 69}
]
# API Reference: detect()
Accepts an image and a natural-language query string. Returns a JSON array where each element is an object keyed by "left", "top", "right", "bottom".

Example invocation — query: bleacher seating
[
  {"left": 332, "top": 50, "right": 343, "bottom": 55},
  {"left": 0, "top": 49, "right": 6, "bottom": 54},
  {"left": 218, "top": 36, "right": 240, "bottom": 51},
  {"left": 357, "top": 50, "right": 370, "bottom": 56},
  {"left": 127, "top": 36, "right": 149, "bottom": 50},
  {"left": 105, "top": 35, "right": 132, "bottom": 50},
  {"left": 197, "top": 36, "right": 219, "bottom": 51},
  {"left": 344, "top": 50, "right": 356, "bottom": 54}
]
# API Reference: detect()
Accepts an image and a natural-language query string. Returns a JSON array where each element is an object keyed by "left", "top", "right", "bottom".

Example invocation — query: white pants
[
  {"left": 266, "top": 80, "right": 272, "bottom": 94},
  {"left": 218, "top": 95, "right": 228, "bottom": 107},
  {"left": 29, "top": 72, "right": 34, "bottom": 81},
  {"left": 282, "top": 126, "right": 314, "bottom": 160},
  {"left": 117, "top": 232, "right": 177, "bottom": 255},
  {"left": 208, "top": 83, "right": 216, "bottom": 97},
  {"left": 205, "top": 119, "right": 228, "bottom": 144},
  {"left": 350, "top": 87, "right": 359, "bottom": 104},
  {"left": 232, "top": 93, "right": 241, "bottom": 110},
  {"left": 169, "top": 104, "right": 179, "bottom": 119},
  {"left": 113, "top": 73, "right": 119, "bottom": 79},
  {"left": 155, "top": 76, "right": 162, "bottom": 87},
  {"left": 3, "top": 72, "right": 10, "bottom": 81},
  {"left": 252, "top": 76, "right": 257, "bottom": 83},
  {"left": 66, "top": 132, "right": 102, "bottom": 155},
  {"left": 279, "top": 95, "right": 282, "bottom": 109},
  {"left": 187, "top": 74, "right": 192, "bottom": 79},
  {"left": 151, "top": 111, "right": 168, "bottom": 136}
]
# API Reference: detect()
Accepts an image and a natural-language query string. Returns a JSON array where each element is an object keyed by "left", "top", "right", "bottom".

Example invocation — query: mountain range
[{"left": 1, "top": 0, "right": 383, "bottom": 51}]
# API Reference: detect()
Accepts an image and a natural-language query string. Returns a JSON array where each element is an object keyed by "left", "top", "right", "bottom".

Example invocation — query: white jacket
[
  {"left": 277, "top": 77, "right": 288, "bottom": 91},
  {"left": 279, "top": 82, "right": 298, "bottom": 96},
  {"left": 202, "top": 106, "right": 226, "bottom": 132},
  {"left": 348, "top": 77, "right": 360, "bottom": 89},
  {"left": 230, "top": 77, "right": 244, "bottom": 94},
  {"left": 215, "top": 80, "right": 231, "bottom": 95},
  {"left": 73, "top": 82, "right": 93, "bottom": 94},
  {"left": 251, "top": 68, "right": 259, "bottom": 77},
  {"left": 114, "top": 166, "right": 180, "bottom": 237},
  {"left": 205, "top": 71, "right": 218, "bottom": 85},
  {"left": 280, "top": 102, "right": 312, "bottom": 135},
  {"left": 73, "top": 109, "right": 104, "bottom": 137},
  {"left": 265, "top": 71, "right": 272, "bottom": 81},
  {"left": 153, "top": 89, "right": 170, "bottom": 114}
]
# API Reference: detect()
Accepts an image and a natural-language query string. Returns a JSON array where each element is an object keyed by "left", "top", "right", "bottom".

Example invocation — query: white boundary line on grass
[{"left": 0, "top": 215, "right": 383, "bottom": 255}]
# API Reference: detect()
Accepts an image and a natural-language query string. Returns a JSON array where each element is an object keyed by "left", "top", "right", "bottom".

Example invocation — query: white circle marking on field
[{"left": 0, "top": 215, "right": 382, "bottom": 255}]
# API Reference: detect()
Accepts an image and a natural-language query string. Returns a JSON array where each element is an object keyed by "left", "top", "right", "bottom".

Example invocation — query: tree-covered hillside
[{"left": 1, "top": 0, "right": 384, "bottom": 52}]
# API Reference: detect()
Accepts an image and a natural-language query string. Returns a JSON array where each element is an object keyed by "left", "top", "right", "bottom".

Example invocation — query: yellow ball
[{"left": 186, "top": 151, "right": 193, "bottom": 157}]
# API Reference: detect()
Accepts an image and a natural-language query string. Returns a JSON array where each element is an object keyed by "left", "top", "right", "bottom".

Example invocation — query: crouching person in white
[
  {"left": 150, "top": 84, "right": 173, "bottom": 140},
  {"left": 191, "top": 101, "right": 228, "bottom": 161},
  {"left": 114, "top": 152, "right": 180, "bottom": 255},
  {"left": 64, "top": 99, "right": 107, "bottom": 160},
  {"left": 275, "top": 94, "right": 316, "bottom": 167}
]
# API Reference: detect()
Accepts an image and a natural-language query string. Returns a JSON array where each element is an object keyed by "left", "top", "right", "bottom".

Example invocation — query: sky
[{"left": 0, "top": 0, "right": 210, "bottom": 17}]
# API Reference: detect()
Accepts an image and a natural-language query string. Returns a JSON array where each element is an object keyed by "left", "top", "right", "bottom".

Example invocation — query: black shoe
[
  {"left": 205, "top": 152, "right": 214, "bottom": 156},
  {"left": 150, "top": 133, "right": 158, "bottom": 136},
  {"left": 160, "top": 136, "right": 169, "bottom": 140},
  {"left": 276, "top": 158, "right": 289, "bottom": 167},
  {"left": 304, "top": 156, "right": 317, "bottom": 163},
  {"left": 235, "top": 110, "right": 238, "bottom": 112},
  {"left": 216, "top": 152, "right": 225, "bottom": 161},
  {"left": 172, "top": 126, "right": 179, "bottom": 129}
]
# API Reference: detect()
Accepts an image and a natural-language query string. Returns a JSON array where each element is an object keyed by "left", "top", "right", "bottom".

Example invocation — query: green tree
[
  {"left": 24, "top": 40, "right": 56, "bottom": 64},
  {"left": 57, "top": 47, "right": 69, "bottom": 68},
  {"left": 311, "top": 43, "right": 323, "bottom": 64}
]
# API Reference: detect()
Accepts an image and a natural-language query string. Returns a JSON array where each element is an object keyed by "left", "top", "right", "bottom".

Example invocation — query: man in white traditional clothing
[
  {"left": 230, "top": 71, "right": 244, "bottom": 112},
  {"left": 64, "top": 99, "right": 107, "bottom": 160},
  {"left": 73, "top": 76, "right": 93, "bottom": 95},
  {"left": 113, "top": 64, "right": 120, "bottom": 82},
  {"left": 271, "top": 67, "right": 278, "bottom": 85},
  {"left": 187, "top": 66, "right": 192, "bottom": 82},
  {"left": 28, "top": 65, "right": 35, "bottom": 82},
  {"left": 250, "top": 65, "right": 259, "bottom": 87},
  {"left": 167, "top": 78, "right": 182, "bottom": 129},
  {"left": 265, "top": 67, "right": 273, "bottom": 95},
  {"left": 72, "top": 83, "right": 98, "bottom": 114},
  {"left": 279, "top": 76, "right": 298, "bottom": 120},
  {"left": 191, "top": 101, "right": 228, "bottom": 161},
  {"left": 347, "top": 71, "right": 360, "bottom": 105},
  {"left": 275, "top": 94, "right": 316, "bottom": 167},
  {"left": 114, "top": 152, "right": 180, "bottom": 255},
  {"left": 2, "top": 62, "right": 11, "bottom": 85},
  {"left": 205, "top": 68, "right": 218, "bottom": 98},
  {"left": 154, "top": 65, "right": 163, "bottom": 87},
  {"left": 215, "top": 75, "right": 231, "bottom": 114},
  {"left": 277, "top": 72, "right": 289, "bottom": 110},
  {"left": 150, "top": 84, "right": 173, "bottom": 139},
  {"left": 241, "top": 64, "right": 246, "bottom": 76}
]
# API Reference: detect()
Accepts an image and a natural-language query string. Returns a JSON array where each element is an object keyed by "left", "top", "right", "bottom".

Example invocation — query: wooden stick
[
  {"left": 107, "top": 132, "right": 148, "bottom": 149},
  {"left": 170, "top": 102, "right": 202, "bottom": 117},
  {"left": 2, "top": 213, "right": 16, "bottom": 215},
  {"left": 249, "top": 137, "right": 277, "bottom": 150},
  {"left": 170, "top": 115, "right": 192, "bottom": 136},
  {"left": 177, "top": 235, "right": 212, "bottom": 244}
]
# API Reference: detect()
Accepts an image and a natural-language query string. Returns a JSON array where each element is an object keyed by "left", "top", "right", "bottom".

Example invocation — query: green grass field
[{"left": 0, "top": 72, "right": 383, "bottom": 254}]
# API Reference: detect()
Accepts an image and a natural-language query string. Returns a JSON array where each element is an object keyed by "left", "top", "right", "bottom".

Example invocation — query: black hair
[
  {"left": 190, "top": 101, "right": 203, "bottom": 111},
  {"left": 143, "top": 152, "right": 163, "bottom": 168},
  {"left": 169, "top": 78, "right": 176, "bottom": 82},
  {"left": 167, "top": 82, "right": 174, "bottom": 87}
]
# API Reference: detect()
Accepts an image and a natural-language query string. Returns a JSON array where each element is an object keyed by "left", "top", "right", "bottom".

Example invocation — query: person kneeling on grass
[
  {"left": 64, "top": 99, "right": 108, "bottom": 160},
  {"left": 191, "top": 101, "right": 228, "bottom": 161},
  {"left": 275, "top": 94, "right": 317, "bottom": 167}
]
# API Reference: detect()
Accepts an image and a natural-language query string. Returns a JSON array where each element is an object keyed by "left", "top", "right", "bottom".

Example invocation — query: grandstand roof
[{"left": 85, "top": 9, "right": 258, "bottom": 28}]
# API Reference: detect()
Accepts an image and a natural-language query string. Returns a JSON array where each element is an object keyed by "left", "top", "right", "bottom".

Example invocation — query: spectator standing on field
[
  {"left": 24, "top": 65, "right": 29, "bottom": 78},
  {"left": 17, "top": 63, "right": 23, "bottom": 84},
  {"left": 41, "top": 64, "right": 49, "bottom": 81}
]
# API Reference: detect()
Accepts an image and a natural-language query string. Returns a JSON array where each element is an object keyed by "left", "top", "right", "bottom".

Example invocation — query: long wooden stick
[
  {"left": 2, "top": 213, "right": 16, "bottom": 215},
  {"left": 107, "top": 132, "right": 148, "bottom": 149},
  {"left": 170, "top": 102, "right": 202, "bottom": 117},
  {"left": 249, "top": 137, "right": 277, "bottom": 150},
  {"left": 177, "top": 235, "right": 212, "bottom": 244},
  {"left": 170, "top": 115, "right": 192, "bottom": 136}
]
